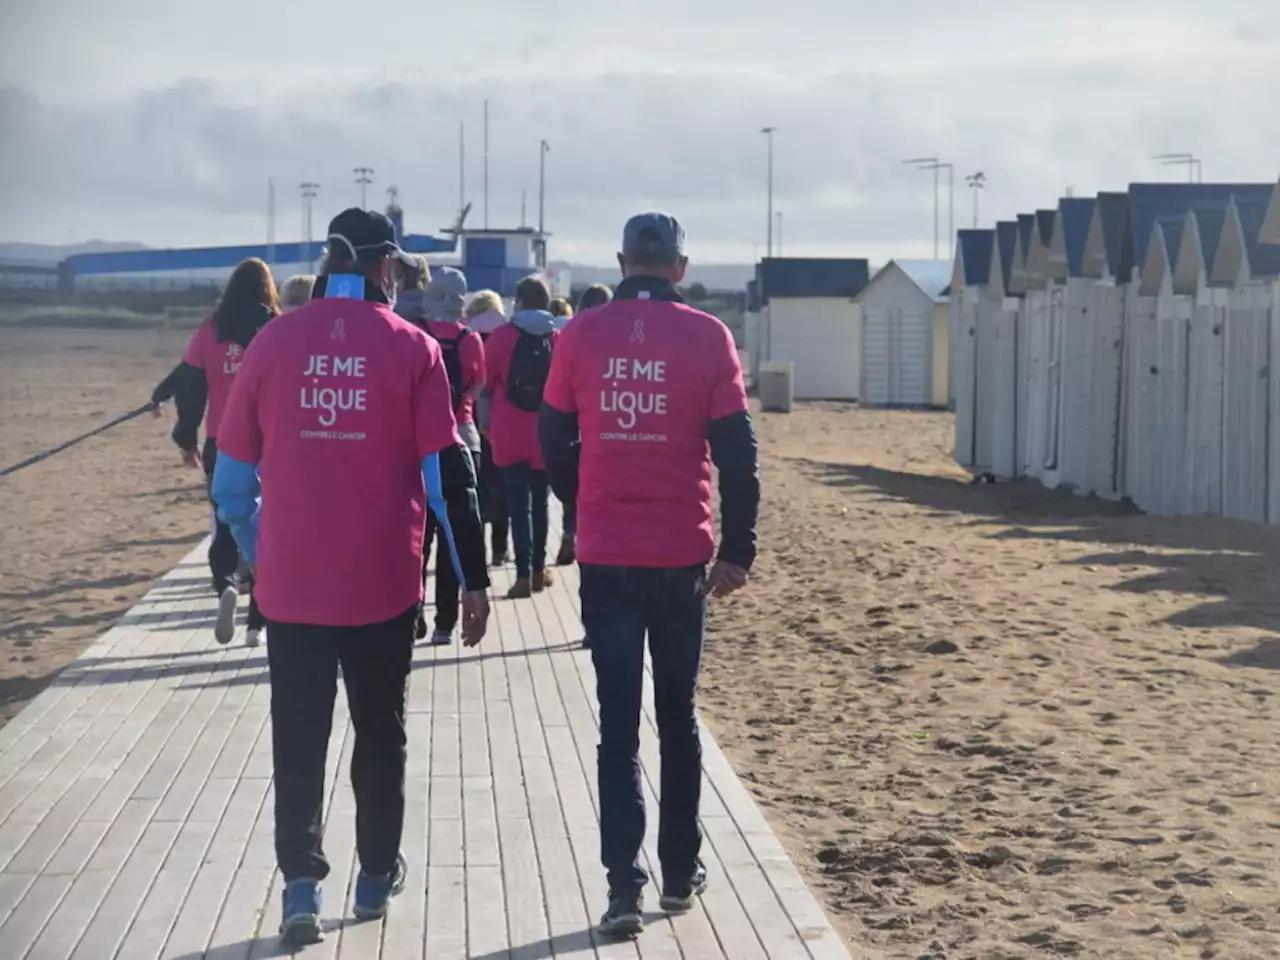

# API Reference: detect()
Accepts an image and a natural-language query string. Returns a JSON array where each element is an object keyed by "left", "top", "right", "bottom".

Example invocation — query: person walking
[
  {"left": 414, "top": 266, "right": 486, "bottom": 645},
  {"left": 211, "top": 207, "right": 491, "bottom": 945},
  {"left": 484, "top": 275, "right": 558, "bottom": 598},
  {"left": 172, "top": 257, "right": 279, "bottom": 646},
  {"left": 540, "top": 212, "right": 759, "bottom": 939},
  {"left": 554, "top": 284, "right": 614, "bottom": 571},
  {"left": 465, "top": 290, "right": 511, "bottom": 566}
]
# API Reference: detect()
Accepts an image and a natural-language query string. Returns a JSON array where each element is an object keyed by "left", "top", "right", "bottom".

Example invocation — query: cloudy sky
[{"left": 2, "top": 1, "right": 1278, "bottom": 264}]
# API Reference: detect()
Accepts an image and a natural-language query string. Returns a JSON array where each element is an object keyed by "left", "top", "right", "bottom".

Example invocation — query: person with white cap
[
  {"left": 212, "top": 207, "right": 491, "bottom": 944},
  {"left": 414, "top": 265, "right": 485, "bottom": 644}
]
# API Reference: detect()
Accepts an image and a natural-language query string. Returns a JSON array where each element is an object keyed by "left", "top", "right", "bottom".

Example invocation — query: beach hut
[
  {"left": 947, "top": 235, "right": 995, "bottom": 471},
  {"left": 859, "top": 258, "right": 952, "bottom": 409},
  {"left": 1176, "top": 206, "right": 1230, "bottom": 516},
  {"left": 1210, "top": 197, "right": 1280, "bottom": 522},
  {"left": 1047, "top": 196, "right": 1125, "bottom": 498},
  {"left": 757, "top": 257, "right": 871, "bottom": 400}
]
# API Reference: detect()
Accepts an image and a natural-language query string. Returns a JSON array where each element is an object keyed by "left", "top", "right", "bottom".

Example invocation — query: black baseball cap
[
  {"left": 622, "top": 211, "right": 686, "bottom": 264},
  {"left": 326, "top": 207, "right": 416, "bottom": 268}
]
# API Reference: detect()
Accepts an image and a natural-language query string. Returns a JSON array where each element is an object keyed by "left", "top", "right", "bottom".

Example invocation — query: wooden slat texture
[{"left": 0, "top": 526, "right": 855, "bottom": 958}]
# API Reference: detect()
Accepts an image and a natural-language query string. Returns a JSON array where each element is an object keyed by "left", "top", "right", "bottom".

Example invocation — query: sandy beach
[
  {"left": 0, "top": 326, "right": 209, "bottom": 726},
  {"left": 702, "top": 402, "right": 1280, "bottom": 958},
  {"left": 2, "top": 328, "right": 1279, "bottom": 957}
]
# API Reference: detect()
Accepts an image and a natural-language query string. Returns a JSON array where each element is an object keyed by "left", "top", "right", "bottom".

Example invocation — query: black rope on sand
[{"left": 0, "top": 403, "right": 157, "bottom": 478}]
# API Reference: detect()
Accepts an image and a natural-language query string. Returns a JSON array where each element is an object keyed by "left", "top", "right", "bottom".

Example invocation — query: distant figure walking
[
  {"left": 540, "top": 212, "right": 760, "bottom": 939},
  {"left": 211, "top": 208, "right": 491, "bottom": 945},
  {"left": 484, "top": 275, "right": 559, "bottom": 598},
  {"left": 415, "top": 266, "right": 487, "bottom": 645},
  {"left": 465, "top": 290, "right": 511, "bottom": 566},
  {"left": 170, "top": 257, "right": 279, "bottom": 646}
]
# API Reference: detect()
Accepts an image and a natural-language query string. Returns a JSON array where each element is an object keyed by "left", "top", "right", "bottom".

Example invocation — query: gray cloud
[{"left": 1, "top": 14, "right": 1277, "bottom": 262}]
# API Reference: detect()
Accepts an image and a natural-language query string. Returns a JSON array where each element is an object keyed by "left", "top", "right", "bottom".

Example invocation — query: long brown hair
[{"left": 212, "top": 258, "right": 281, "bottom": 342}]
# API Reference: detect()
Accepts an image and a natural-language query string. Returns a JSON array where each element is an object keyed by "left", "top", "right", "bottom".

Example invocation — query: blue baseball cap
[{"left": 622, "top": 211, "right": 685, "bottom": 264}]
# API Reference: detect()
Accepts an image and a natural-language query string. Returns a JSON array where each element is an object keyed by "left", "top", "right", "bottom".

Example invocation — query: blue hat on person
[{"left": 622, "top": 211, "right": 685, "bottom": 264}]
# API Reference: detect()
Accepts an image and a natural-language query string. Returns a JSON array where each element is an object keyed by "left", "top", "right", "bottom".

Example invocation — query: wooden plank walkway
[{"left": 0, "top": 533, "right": 855, "bottom": 959}]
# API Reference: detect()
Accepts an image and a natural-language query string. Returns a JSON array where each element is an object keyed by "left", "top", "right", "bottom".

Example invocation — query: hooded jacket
[{"left": 484, "top": 309, "right": 558, "bottom": 468}]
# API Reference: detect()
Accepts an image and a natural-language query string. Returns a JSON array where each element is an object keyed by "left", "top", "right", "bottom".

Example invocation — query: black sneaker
[
  {"left": 597, "top": 892, "right": 643, "bottom": 939},
  {"left": 659, "top": 861, "right": 707, "bottom": 913}
]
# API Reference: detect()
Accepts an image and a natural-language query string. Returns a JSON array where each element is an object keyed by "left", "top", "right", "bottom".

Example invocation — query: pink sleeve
[
  {"left": 542, "top": 325, "right": 577, "bottom": 413},
  {"left": 461, "top": 331, "right": 485, "bottom": 393},
  {"left": 707, "top": 321, "right": 749, "bottom": 421},
  {"left": 216, "top": 338, "right": 263, "bottom": 462},
  {"left": 415, "top": 336, "right": 461, "bottom": 457},
  {"left": 183, "top": 322, "right": 208, "bottom": 368}
]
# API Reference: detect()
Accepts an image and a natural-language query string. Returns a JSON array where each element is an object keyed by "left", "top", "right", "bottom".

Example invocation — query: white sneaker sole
[
  {"left": 214, "top": 588, "right": 238, "bottom": 645},
  {"left": 245, "top": 629, "right": 262, "bottom": 649}
]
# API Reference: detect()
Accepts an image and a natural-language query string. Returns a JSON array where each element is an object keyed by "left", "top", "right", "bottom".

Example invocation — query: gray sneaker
[{"left": 214, "top": 587, "right": 238, "bottom": 645}]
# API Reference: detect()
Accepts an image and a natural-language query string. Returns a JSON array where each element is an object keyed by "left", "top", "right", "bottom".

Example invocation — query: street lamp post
[
  {"left": 965, "top": 171, "right": 986, "bottom": 228},
  {"left": 353, "top": 167, "right": 374, "bottom": 208},
  {"left": 1152, "top": 152, "right": 1202, "bottom": 184},
  {"left": 538, "top": 139, "right": 549, "bottom": 237},
  {"left": 300, "top": 181, "right": 319, "bottom": 269},
  {"left": 762, "top": 127, "right": 777, "bottom": 259},
  {"left": 903, "top": 158, "right": 954, "bottom": 260}
]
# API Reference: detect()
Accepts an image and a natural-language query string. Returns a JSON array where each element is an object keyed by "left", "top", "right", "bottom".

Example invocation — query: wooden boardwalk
[{"left": 0, "top": 540, "right": 854, "bottom": 959}]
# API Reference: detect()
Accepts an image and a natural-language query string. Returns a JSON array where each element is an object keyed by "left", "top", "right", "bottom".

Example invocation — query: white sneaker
[
  {"left": 245, "top": 628, "right": 263, "bottom": 649},
  {"left": 214, "top": 587, "right": 239, "bottom": 645}
]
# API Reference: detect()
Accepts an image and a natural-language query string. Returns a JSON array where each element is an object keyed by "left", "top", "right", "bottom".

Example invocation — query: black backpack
[
  {"left": 505, "top": 330, "right": 553, "bottom": 413},
  {"left": 436, "top": 332, "right": 467, "bottom": 413}
]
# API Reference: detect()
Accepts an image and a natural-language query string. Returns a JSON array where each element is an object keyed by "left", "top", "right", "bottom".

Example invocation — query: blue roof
[
  {"left": 884, "top": 258, "right": 953, "bottom": 301},
  {"left": 1057, "top": 198, "right": 1095, "bottom": 277},
  {"left": 1188, "top": 206, "right": 1227, "bottom": 273},
  {"left": 1015, "top": 214, "right": 1035, "bottom": 261},
  {"left": 1156, "top": 216, "right": 1184, "bottom": 267},
  {"left": 64, "top": 234, "right": 457, "bottom": 276},
  {"left": 758, "top": 257, "right": 870, "bottom": 301},
  {"left": 1095, "top": 192, "right": 1130, "bottom": 278},
  {"left": 1035, "top": 209, "right": 1057, "bottom": 246},
  {"left": 955, "top": 231, "right": 994, "bottom": 288},
  {"left": 995, "top": 221, "right": 1018, "bottom": 295},
  {"left": 1124, "top": 183, "right": 1275, "bottom": 282},
  {"left": 1236, "top": 198, "right": 1280, "bottom": 278}
]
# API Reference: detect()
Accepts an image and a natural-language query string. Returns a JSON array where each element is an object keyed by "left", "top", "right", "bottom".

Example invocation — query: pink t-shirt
[
  {"left": 484, "top": 322, "right": 559, "bottom": 469},
  {"left": 182, "top": 319, "right": 245, "bottom": 440},
  {"left": 216, "top": 297, "right": 461, "bottom": 626},
  {"left": 424, "top": 319, "right": 485, "bottom": 425},
  {"left": 543, "top": 298, "right": 749, "bottom": 568}
]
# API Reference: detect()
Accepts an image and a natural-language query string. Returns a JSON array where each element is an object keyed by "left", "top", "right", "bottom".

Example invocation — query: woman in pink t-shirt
[{"left": 170, "top": 258, "right": 280, "bottom": 647}]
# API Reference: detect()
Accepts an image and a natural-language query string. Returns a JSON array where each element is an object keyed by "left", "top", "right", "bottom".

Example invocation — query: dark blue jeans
[
  {"left": 580, "top": 564, "right": 707, "bottom": 897},
  {"left": 501, "top": 462, "right": 549, "bottom": 579}
]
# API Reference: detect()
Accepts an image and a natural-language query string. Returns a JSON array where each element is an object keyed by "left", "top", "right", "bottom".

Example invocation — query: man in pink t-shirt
[
  {"left": 484, "top": 275, "right": 559, "bottom": 598},
  {"left": 539, "top": 212, "right": 760, "bottom": 939},
  {"left": 210, "top": 208, "right": 492, "bottom": 945}
]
